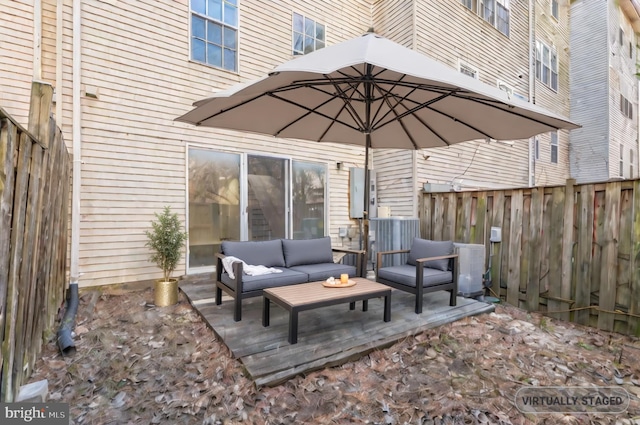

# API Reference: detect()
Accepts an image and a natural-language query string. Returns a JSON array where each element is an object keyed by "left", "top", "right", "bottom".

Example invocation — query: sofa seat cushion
[
  {"left": 377, "top": 265, "right": 452, "bottom": 288},
  {"left": 220, "top": 268, "right": 308, "bottom": 292},
  {"left": 221, "top": 239, "right": 286, "bottom": 268},
  {"left": 282, "top": 237, "right": 334, "bottom": 267},
  {"left": 407, "top": 238, "right": 454, "bottom": 271},
  {"left": 289, "top": 263, "right": 357, "bottom": 282}
]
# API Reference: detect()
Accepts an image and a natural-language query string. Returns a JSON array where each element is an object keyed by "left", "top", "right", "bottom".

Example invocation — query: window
[
  {"left": 630, "top": 42, "right": 634, "bottom": 59},
  {"left": 620, "top": 143, "right": 624, "bottom": 178},
  {"left": 631, "top": 149, "right": 636, "bottom": 178},
  {"left": 293, "top": 13, "right": 325, "bottom": 55},
  {"left": 459, "top": 60, "right": 479, "bottom": 79},
  {"left": 551, "top": 0, "right": 558, "bottom": 19},
  {"left": 620, "top": 27, "right": 624, "bottom": 46},
  {"left": 621, "top": 94, "right": 633, "bottom": 119},
  {"left": 191, "top": 0, "right": 238, "bottom": 72},
  {"left": 550, "top": 132, "right": 558, "bottom": 164},
  {"left": 460, "top": 0, "right": 509, "bottom": 36},
  {"left": 534, "top": 138, "right": 540, "bottom": 161},
  {"left": 535, "top": 40, "right": 558, "bottom": 91}
]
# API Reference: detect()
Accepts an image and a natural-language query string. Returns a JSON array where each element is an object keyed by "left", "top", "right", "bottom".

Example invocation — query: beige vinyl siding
[
  {"left": 374, "top": 150, "right": 416, "bottom": 218},
  {"left": 372, "top": 0, "right": 413, "bottom": 47},
  {"left": 63, "top": 0, "right": 372, "bottom": 286},
  {"left": 0, "top": 0, "right": 35, "bottom": 126},
  {"left": 608, "top": 2, "right": 638, "bottom": 180},
  {"left": 530, "top": 0, "right": 571, "bottom": 186},
  {"left": 415, "top": 0, "right": 530, "bottom": 189},
  {"left": 569, "top": 0, "right": 611, "bottom": 183}
]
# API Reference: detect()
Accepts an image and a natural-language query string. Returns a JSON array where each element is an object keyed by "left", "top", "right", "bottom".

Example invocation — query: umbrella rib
[{"left": 271, "top": 89, "right": 350, "bottom": 138}]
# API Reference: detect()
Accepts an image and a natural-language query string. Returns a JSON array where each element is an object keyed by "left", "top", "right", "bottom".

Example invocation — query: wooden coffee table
[{"left": 262, "top": 277, "right": 391, "bottom": 344}]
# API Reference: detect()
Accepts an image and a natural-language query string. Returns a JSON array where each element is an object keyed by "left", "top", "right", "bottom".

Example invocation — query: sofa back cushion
[
  {"left": 407, "top": 238, "right": 453, "bottom": 271},
  {"left": 282, "top": 237, "right": 334, "bottom": 267},
  {"left": 221, "top": 239, "right": 285, "bottom": 267}
]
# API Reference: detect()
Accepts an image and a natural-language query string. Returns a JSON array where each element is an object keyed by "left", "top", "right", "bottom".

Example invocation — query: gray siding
[{"left": 569, "top": 0, "right": 610, "bottom": 183}]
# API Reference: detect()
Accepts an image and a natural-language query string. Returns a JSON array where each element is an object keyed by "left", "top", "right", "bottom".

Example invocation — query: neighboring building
[
  {"left": 0, "top": 0, "right": 579, "bottom": 288},
  {"left": 372, "top": 0, "right": 573, "bottom": 219},
  {"left": 570, "top": 0, "right": 640, "bottom": 183}
]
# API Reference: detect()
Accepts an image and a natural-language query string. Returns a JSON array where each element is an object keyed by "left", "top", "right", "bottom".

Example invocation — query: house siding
[
  {"left": 41, "top": 0, "right": 373, "bottom": 286},
  {"left": 569, "top": 0, "right": 611, "bottom": 183},
  {"left": 0, "top": 0, "right": 35, "bottom": 125},
  {"left": 607, "top": 1, "right": 639, "bottom": 180}
]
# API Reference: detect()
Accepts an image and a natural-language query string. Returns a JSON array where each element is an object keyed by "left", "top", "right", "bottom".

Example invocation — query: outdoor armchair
[{"left": 375, "top": 238, "right": 458, "bottom": 314}]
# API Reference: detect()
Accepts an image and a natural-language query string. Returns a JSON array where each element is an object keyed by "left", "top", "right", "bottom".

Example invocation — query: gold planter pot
[{"left": 154, "top": 279, "right": 178, "bottom": 306}]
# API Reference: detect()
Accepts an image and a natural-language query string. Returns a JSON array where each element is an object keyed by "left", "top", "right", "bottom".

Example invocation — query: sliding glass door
[{"left": 187, "top": 148, "right": 327, "bottom": 271}]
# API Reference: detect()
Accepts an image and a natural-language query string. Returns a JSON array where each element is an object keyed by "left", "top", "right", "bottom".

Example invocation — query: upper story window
[
  {"left": 459, "top": 60, "right": 479, "bottom": 79},
  {"left": 620, "top": 143, "right": 625, "bottom": 177},
  {"left": 293, "top": 13, "right": 325, "bottom": 55},
  {"left": 551, "top": 0, "right": 559, "bottom": 20},
  {"left": 461, "top": 0, "right": 509, "bottom": 36},
  {"left": 621, "top": 94, "right": 633, "bottom": 119},
  {"left": 191, "top": 0, "right": 239, "bottom": 72},
  {"left": 550, "top": 131, "right": 558, "bottom": 164},
  {"left": 631, "top": 149, "right": 636, "bottom": 178},
  {"left": 535, "top": 40, "right": 558, "bottom": 91}
]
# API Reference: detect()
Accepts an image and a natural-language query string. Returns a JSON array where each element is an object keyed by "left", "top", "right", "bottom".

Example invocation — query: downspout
[
  {"left": 57, "top": 0, "right": 82, "bottom": 356},
  {"left": 412, "top": 0, "right": 419, "bottom": 217},
  {"left": 528, "top": 0, "right": 536, "bottom": 187}
]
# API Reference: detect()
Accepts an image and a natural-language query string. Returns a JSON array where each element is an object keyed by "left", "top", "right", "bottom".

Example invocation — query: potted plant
[{"left": 145, "top": 206, "right": 188, "bottom": 306}]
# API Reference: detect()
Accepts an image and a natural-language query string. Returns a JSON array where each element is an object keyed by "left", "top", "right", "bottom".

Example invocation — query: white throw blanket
[{"left": 221, "top": 256, "right": 283, "bottom": 279}]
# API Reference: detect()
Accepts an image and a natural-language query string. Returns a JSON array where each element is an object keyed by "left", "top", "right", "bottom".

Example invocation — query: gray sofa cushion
[
  {"left": 407, "top": 238, "right": 453, "bottom": 271},
  {"left": 282, "top": 237, "right": 334, "bottom": 267},
  {"left": 221, "top": 239, "right": 285, "bottom": 267},
  {"left": 377, "top": 265, "right": 452, "bottom": 288},
  {"left": 220, "top": 268, "right": 308, "bottom": 292},
  {"left": 289, "top": 263, "right": 357, "bottom": 282}
]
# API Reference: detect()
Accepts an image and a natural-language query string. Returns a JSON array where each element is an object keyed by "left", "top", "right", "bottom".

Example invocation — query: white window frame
[
  {"left": 535, "top": 40, "right": 558, "bottom": 91},
  {"left": 458, "top": 60, "right": 479, "bottom": 79},
  {"left": 621, "top": 94, "right": 633, "bottom": 119},
  {"left": 534, "top": 138, "right": 540, "bottom": 161},
  {"left": 292, "top": 12, "right": 326, "bottom": 56},
  {"left": 190, "top": 0, "right": 239, "bottom": 72},
  {"left": 460, "top": 0, "right": 509, "bottom": 36},
  {"left": 550, "top": 131, "right": 558, "bottom": 164},
  {"left": 630, "top": 149, "right": 635, "bottom": 178},
  {"left": 551, "top": 0, "right": 559, "bottom": 20}
]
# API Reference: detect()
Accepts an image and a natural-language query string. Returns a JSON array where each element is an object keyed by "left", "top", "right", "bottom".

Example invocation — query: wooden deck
[{"left": 180, "top": 279, "right": 495, "bottom": 387}]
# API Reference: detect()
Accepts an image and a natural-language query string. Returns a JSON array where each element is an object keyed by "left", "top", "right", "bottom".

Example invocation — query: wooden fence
[
  {"left": 0, "top": 82, "right": 71, "bottom": 402},
  {"left": 421, "top": 179, "right": 640, "bottom": 336}
]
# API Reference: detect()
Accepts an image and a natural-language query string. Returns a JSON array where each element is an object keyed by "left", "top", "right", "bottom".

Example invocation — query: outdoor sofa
[
  {"left": 215, "top": 237, "right": 364, "bottom": 321},
  {"left": 375, "top": 238, "right": 458, "bottom": 314}
]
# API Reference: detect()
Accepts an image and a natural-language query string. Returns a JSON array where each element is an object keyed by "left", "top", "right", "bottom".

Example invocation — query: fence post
[{"left": 630, "top": 181, "right": 640, "bottom": 335}]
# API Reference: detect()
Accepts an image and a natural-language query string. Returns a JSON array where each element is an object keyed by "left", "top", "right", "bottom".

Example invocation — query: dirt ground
[{"left": 27, "top": 285, "right": 640, "bottom": 425}]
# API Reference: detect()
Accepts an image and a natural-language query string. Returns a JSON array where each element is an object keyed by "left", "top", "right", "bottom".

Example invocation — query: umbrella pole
[{"left": 362, "top": 134, "right": 370, "bottom": 278}]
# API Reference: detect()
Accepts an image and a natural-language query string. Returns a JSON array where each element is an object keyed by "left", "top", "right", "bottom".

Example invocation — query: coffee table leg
[
  {"left": 349, "top": 302, "right": 355, "bottom": 310},
  {"left": 383, "top": 293, "right": 391, "bottom": 322},
  {"left": 263, "top": 297, "right": 270, "bottom": 327},
  {"left": 362, "top": 300, "right": 368, "bottom": 311},
  {"left": 289, "top": 309, "right": 299, "bottom": 344}
]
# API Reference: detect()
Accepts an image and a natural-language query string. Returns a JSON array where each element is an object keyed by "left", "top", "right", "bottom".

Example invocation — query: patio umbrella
[{"left": 176, "top": 32, "right": 580, "bottom": 260}]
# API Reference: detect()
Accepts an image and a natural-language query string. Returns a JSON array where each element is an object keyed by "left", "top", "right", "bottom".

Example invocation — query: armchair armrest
[
  {"left": 376, "top": 249, "right": 411, "bottom": 274},
  {"left": 215, "top": 252, "right": 244, "bottom": 292},
  {"left": 415, "top": 253, "right": 458, "bottom": 264},
  {"left": 332, "top": 247, "right": 366, "bottom": 278},
  {"left": 416, "top": 253, "right": 458, "bottom": 284}
]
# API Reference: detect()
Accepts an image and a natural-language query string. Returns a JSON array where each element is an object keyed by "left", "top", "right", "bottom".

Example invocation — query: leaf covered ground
[{"left": 28, "top": 285, "right": 640, "bottom": 424}]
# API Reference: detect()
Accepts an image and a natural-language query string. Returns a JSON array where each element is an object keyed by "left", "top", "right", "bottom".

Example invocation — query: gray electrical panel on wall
[{"left": 349, "top": 167, "right": 377, "bottom": 219}]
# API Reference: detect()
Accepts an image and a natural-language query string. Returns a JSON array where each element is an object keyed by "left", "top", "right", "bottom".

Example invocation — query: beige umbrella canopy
[{"left": 177, "top": 32, "right": 580, "bottom": 251}]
